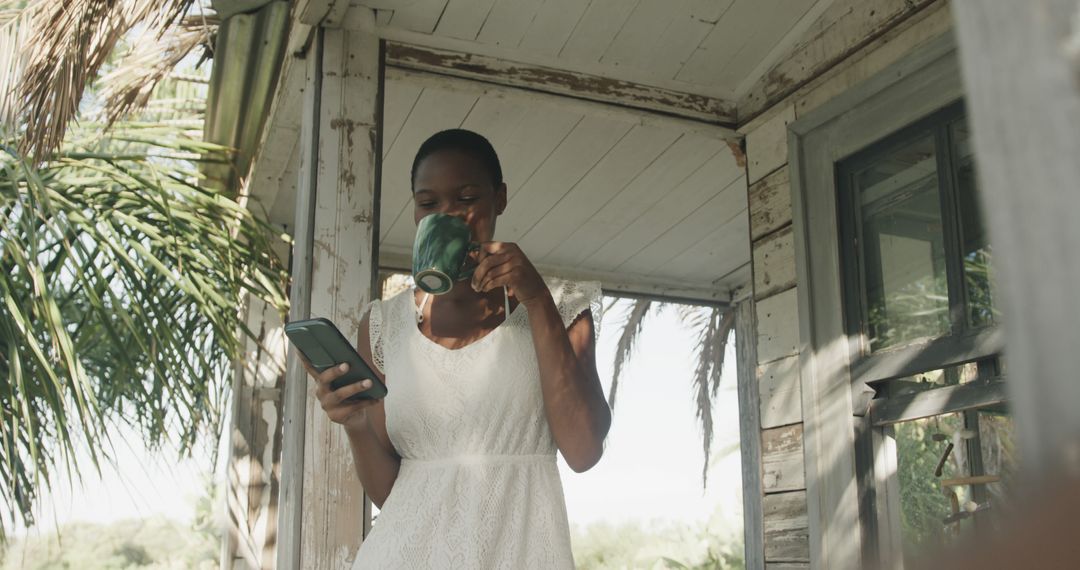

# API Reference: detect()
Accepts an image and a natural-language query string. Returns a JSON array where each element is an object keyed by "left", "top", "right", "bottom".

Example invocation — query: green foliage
[
  {"left": 0, "top": 119, "right": 290, "bottom": 538},
  {"left": 894, "top": 413, "right": 962, "bottom": 560},
  {"left": 0, "top": 516, "right": 218, "bottom": 569},
  {"left": 571, "top": 511, "right": 743, "bottom": 570}
]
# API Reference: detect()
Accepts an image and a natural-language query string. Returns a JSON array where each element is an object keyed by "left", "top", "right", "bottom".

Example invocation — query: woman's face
[{"left": 412, "top": 149, "right": 507, "bottom": 243}]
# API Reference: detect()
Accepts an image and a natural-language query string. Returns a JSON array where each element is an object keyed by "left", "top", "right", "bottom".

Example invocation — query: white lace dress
[{"left": 350, "top": 277, "right": 601, "bottom": 569}]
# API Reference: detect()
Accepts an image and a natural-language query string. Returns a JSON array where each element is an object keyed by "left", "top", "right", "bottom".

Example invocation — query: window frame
[
  {"left": 835, "top": 102, "right": 1004, "bottom": 404},
  {"left": 786, "top": 32, "right": 1007, "bottom": 569}
]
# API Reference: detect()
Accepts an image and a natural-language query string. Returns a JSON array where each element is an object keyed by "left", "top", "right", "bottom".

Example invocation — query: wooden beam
[
  {"left": 381, "top": 41, "right": 738, "bottom": 126},
  {"left": 736, "top": 299, "right": 766, "bottom": 570},
  {"left": 383, "top": 66, "right": 738, "bottom": 142},
  {"left": 952, "top": 0, "right": 1080, "bottom": 481},
  {"left": 737, "top": 0, "right": 941, "bottom": 124},
  {"left": 870, "top": 378, "right": 1008, "bottom": 427},
  {"left": 277, "top": 14, "right": 384, "bottom": 569},
  {"left": 377, "top": 248, "right": 733, "bottom": 307}
]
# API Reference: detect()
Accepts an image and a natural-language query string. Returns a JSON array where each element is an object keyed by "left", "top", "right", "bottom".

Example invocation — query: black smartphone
[{"left": 284, "top": 317, "right": 387, "bottom": 402}]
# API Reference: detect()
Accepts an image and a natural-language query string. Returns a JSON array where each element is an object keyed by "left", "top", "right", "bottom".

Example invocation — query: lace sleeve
[
  {"left": 366, "top": 299, "right": 385, "bottom": 373},
  {"left": 549, "top": 278, "right": 603, "bottom": 337}
]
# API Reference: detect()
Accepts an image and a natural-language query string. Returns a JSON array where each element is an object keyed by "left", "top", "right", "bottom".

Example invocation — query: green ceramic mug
[{"left": 412, "top": 213, "right": 480, "bottom": 295}]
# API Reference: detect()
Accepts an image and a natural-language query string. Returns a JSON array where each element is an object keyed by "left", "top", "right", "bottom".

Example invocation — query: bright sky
[{"left": 15, "top": 298, "right": 744, "bottom": 541}]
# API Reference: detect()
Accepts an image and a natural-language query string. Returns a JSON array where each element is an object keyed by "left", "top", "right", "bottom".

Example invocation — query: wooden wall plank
[
  {"left": 619, "top": 176, "right": 746, "bottom": 275},
  {"left": 759, "top": 354, "right": 802, "bottom": 429},
  {"left": 543, "top": 134, "right": 723, "bottom": 267},
  {"left": 762, "top": 424, "right": 806, "bottom": 492},
  {"left": 763, "top": 491, "right": 810, "bottom": 562},
  {"left": 498, "top": 114, "right": 634, "bottom": 235},
  {"left": 748, "top": 165, "right": 792, "bottom": 241},
  {"left": 434, "top": 0, "right": 498, "bottom": 41},
  {"left": 558, "top": 0, "right": 638, "bottom": 63},
  {"left": 516, "top": 124, "right": 682, "bottom": 258},
  {"left": 756, "top": 287, "right": 800, "bottom": 365},
  {"left": 753, "top": 224, "right": 796, "bottom": 299},
  {"left": 475, "top": 0, "right": 541, "bottom": 47},
  {"left": 582, "top": 152, "right": 741, "bottom": 271},
  {"left": 517, "top": 0, "right": 590, "bottom": 57},
  {"left": 745, "top": 104, "right": 795, "bottom": 185}
]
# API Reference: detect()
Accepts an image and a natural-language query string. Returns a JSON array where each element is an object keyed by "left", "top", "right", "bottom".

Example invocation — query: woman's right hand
[{"left": 302, "top": 359, "right": 382, "bottom": 432}]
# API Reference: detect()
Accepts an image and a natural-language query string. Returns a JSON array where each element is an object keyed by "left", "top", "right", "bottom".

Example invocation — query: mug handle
[{"left": 459, "top": 243, "right": 481, "bottom": 280}]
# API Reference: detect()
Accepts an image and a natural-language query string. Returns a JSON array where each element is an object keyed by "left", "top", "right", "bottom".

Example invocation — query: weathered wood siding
[
  {"left": 738, "top": 1, "right": 952, "bottom": 566},
  {"left": 225, "top": 276, "right": 288, "bottom": 570}
]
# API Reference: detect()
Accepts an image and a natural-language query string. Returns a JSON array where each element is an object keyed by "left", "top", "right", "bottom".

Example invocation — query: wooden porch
[{"left": 214, "top": 0, "right": 1080, "bottom": 568}]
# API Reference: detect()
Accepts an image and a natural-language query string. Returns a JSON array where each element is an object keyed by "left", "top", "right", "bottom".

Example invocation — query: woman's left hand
[{"left": 471, "top": 241, "right": 550, "bottom": 305}]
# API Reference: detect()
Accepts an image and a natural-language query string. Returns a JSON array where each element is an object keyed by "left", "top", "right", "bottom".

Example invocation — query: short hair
[{"left": 410, "top": 129, "right": 503, "bottom": 191}]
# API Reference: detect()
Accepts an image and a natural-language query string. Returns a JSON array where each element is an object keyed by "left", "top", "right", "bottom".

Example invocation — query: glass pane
[
  {"left": 951, "top": 120, "right": 999, "bottom": 328},
  {"left": 854, "top": 134, "right": 951, "bottom": 351},
  {"left": 895, "top": 412, "right": 970, "bottom": 561},
  {"left": 885, "top": 361, "right": 980, "bottom": 399}
]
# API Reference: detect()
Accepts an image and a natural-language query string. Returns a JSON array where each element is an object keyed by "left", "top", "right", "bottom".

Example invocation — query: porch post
[
  {"left": 277, "top": 8, "right": 384, "bottom": 569},
  {"left": 950, "top": 0, "right": 1080, "bottom": 482}
]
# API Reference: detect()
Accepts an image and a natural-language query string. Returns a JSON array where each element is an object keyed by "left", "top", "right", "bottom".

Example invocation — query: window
[
  {"left": 837, "top": 103, "right": 998, "bottom": 360},
  {"left": 836, "top": 104, "right": 1010, "bottom": 565}
]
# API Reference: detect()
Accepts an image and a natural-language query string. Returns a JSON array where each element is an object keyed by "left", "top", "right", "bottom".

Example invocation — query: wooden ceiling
[{"left": 256, "top": 0, "right": 845, "bottom": 303}]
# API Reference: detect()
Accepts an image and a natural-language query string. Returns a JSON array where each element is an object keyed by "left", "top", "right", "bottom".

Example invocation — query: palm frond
[
  {"left": 0, "top": 0, "right": 197, "bottom": 163},
  {"left": 96, "top": 15, "right": 214, "bottom": 130},
  {"left": 688, "top": 306, "right": 736, "bottom": 487},
  {"left": 0, "top": 120, "right": 289, "bottom": 540},
  {"left": 608, "top": 298, "right": 651, "bottom": 411}
]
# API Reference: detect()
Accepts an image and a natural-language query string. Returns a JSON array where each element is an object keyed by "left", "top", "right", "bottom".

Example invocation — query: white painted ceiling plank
[
  {"left": 433, "top": 0, "right": 498, "bottom": 41},
  {"left": 710, "top": 0, "right": 817, "bottom": 90},
  {"left": 390, "top": 0, "right": 450, "bottom": 34},
  {"left": 660, "top": 212, "right": 750, "bottom": 283},
  {"left": 378, "top": 87, "right": 480, "bottom": 242},
  {"left": 558, "top": 0, "right": 639, "bottom": 63},
  {"left": 544, "top": 134, "right": 723, "bottom": 267},
  {"left": 381, "top": 80, "right": 424, "bottom": 159},
  {"left": 498, "top": 115, "right": 636, "bottom": 239},
  {"left": 638, "top": 9, "right": 715, "bottom": 79},
  {"left": 517, "top": 0, "right": 591, "bottom": 57},
  {"left": 731, "top": 0, "right": 837, "bottom": 98},
  {"left": 475, "top": 0, "right": 541, "bottom": 47},
  {"left": 675, "top": 0, "right": 764, "bottom": 88},
  {"left": 494, "top": 106, "right": 584, "bottom": 195},
  {"left": 583, "top": 152, "right": 739, "bottom": 271},
  {"left": 600, "top": 0, "right": 679, "bottom": 69},
  {"left": 516, "top": 124, "right": 683, "bottom": 259},
  {"left": 617, "top": 175, "right": 746, "bottom": 275},
  {"left": 376, "top": 9, "right": 393, "bottom": 26},
  {"left": 690, "top": 0, "right": 735, "bottom": 24},
  {"left": 459, "top": 94, "right": 528, "bottom": 153}
]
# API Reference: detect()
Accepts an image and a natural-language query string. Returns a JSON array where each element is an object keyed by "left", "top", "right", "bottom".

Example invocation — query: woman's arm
[
  {"left": 473, "top": 243, "right": 611, "bottom": 472},
  {"left": 524, "top": 296, "right": 611, "bottom": 472},
  {"left": 302, "top": 310, "right": 400, "bottom": 507}
]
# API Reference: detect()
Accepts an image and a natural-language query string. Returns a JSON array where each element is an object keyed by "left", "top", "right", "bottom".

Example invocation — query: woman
[{"left": 303, "top": 129, "right": 612, "bottom": 568}]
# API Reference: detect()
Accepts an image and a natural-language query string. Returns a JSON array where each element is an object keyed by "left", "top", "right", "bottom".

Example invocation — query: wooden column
[
  {"left": 736, "top": 299, "right": 765, "bottom": 570},
  {"left": 950, "top": 0, "right": 1080, "bottom": 481},
  {"left": 277, "top": 9, "right": 383, "bottom": 569}
]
